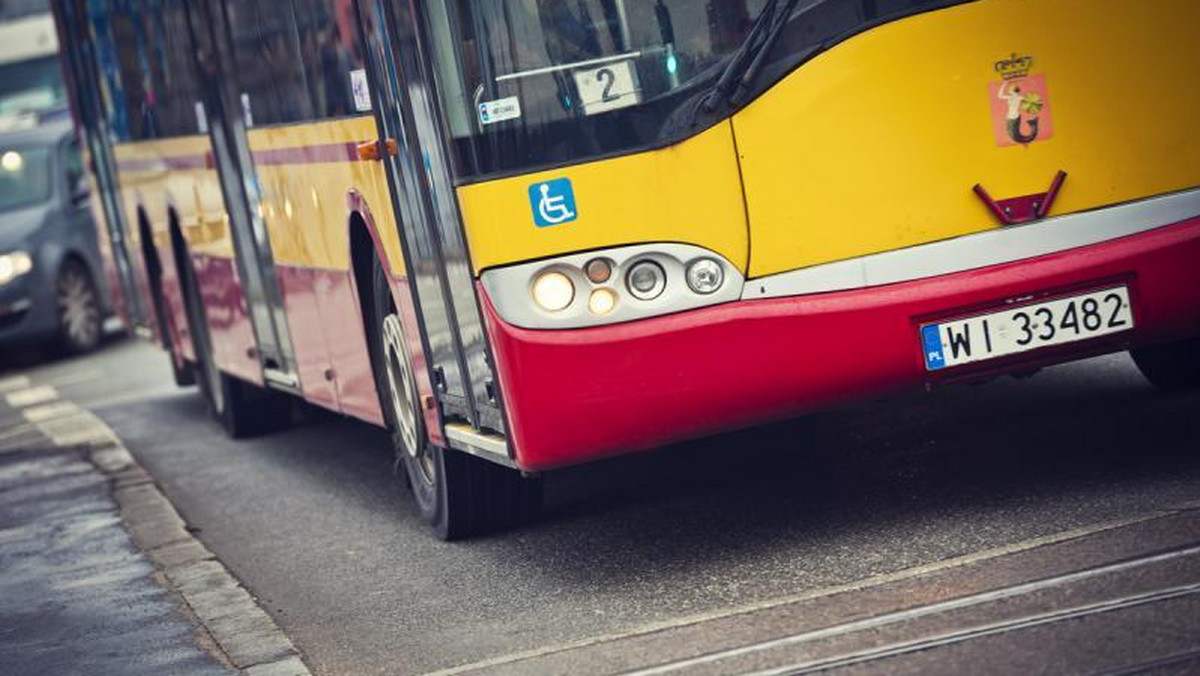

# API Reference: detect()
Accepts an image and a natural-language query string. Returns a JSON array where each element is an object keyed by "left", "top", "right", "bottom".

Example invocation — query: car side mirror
[{"left": 71, "top": 177, "right": 90, "bottom": 206}]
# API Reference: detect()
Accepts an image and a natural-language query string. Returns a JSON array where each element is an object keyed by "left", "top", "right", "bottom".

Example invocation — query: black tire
[
  {"left": 1131, "top": 336, "right": 1200, "bottom": 392},
  {"left": 150, "top": 274, "right": 196, "bottom": 388},
  {"left": 214, "top": 370, "right": 293, "bottom": 439},
  {"left": 173, "top": 231, "right": 289, "bottom": 437},
  {"left": 366, "top": 256, "right": 541, "bottom": 540},
  {"left": 55, "top": 259, "right": 102, "bottom": 354}
]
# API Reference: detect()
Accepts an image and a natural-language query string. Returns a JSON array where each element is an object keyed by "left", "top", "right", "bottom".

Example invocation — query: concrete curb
[{"left": 12, "top": 393, "right": 313, "bottom": 676}]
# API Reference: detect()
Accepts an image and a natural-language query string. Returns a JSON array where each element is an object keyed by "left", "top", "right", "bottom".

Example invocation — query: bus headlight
[
  {"left": 626, "top": 261, "right": 666, "bottom": 301},
  {"left": 686, "top": 258, "right": 724, "bottom": 295},
  {"left": 482, "top": 243, "right": 744, "bottom": 330},
  {"left": 531, "top": 270, "right": 575, "bottom": 312},
  {"left": 588, "top": 288, "right": 617, "bottom": 316},
  {"left": 0, "top": 251, "right": 33, "bottom": 287}
]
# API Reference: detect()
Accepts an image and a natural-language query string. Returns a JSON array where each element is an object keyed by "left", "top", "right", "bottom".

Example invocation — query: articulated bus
[{"left": 52, "top": 0, "right": 1200, "bottom": 539}]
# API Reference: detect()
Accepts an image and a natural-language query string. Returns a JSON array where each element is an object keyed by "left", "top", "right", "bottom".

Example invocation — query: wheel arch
[{"left": 345, "top": 190, "right": 444, "bottom": 446}]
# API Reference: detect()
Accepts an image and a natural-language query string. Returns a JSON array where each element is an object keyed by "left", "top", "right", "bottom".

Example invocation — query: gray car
[{"left": 0, "top": 119, "right": 110, "bottom": 353}]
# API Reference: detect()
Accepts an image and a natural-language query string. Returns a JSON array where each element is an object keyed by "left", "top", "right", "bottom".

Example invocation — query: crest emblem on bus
[
  {"left": 989, "top": 53, "right": 1054, "bottom": 147},
  {"left": 530, "top": 178, "right": 578, "bottom": 227}
]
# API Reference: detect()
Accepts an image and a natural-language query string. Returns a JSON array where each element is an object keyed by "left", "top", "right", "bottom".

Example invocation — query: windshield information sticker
[
  {"left": 479, "top": 97, "right": 522, "bottom": 125},
  {"left": 573, "top": 60, "right": 640, "bottom": 116}
]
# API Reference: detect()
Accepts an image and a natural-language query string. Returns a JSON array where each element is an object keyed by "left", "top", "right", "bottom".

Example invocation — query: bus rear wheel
[
  {"left": 1131, "top": 336, "right": 1200, "bottom": 391},
  {"left": 369, "top": 258, "right": 541, "bottom": 540}
]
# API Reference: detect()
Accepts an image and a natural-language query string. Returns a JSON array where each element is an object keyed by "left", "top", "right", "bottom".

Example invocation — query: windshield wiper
[{"left": 702, "top": 0, "right": 803, "bottom": 113}]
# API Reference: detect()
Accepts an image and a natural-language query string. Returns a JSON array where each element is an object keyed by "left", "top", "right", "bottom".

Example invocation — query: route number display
[
  {"left": 922, "top": 287, "right": 1135, "bottom": 370},
  {"left": 573, "top": 60, "right": 640, "bottom": 116}
]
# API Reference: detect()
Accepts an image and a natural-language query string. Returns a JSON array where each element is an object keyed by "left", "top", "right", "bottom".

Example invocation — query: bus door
[
  {"left": 355, "top": 0, "right": 505, "bottom": 434},
  {"left": 182, "top": 0, "right": 299, "bottom": 389},
  {"left": 54, "top": 0, "right": 148, "bottom": 332}
]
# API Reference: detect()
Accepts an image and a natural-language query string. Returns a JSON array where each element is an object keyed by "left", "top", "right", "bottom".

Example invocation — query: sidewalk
[{"left": 0, "top": 375, "right": 306, "bottom": 676}]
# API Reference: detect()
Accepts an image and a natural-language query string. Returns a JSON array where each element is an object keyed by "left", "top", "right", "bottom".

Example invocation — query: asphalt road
[{"left": 4, "top": 338, "right": 1199, "bottom": 675}]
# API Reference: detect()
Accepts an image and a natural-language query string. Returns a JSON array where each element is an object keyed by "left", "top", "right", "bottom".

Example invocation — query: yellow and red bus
[{"left": 53, "top": 0, "right": 1200, "bottom": 539}]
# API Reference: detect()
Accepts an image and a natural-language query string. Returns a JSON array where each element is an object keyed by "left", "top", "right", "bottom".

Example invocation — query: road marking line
[
  {"left": 624, "top": 545, "right": 1200, "bottom": 675},
  {"left": 22, "top": 401, "right": 82, "bottom": 422},
  {"left": 0, "top": 375, "right": 31, "bottom": 394},
  {"left": 45, "top": 368, "right": 105, "bottom": 388},
  {"left": 5, "top": 385, "right": 58, "bottom": 409},
  {"left": 424, "top": 509, "right": 1192, "bottom": 676}
]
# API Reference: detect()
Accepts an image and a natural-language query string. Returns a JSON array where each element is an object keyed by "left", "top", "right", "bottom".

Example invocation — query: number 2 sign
[{"left": 573, "top": 60, "right": 640, "bottom": 116}]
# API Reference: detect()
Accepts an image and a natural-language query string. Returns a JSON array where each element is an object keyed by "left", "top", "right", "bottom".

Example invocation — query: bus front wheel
[
  {"left": 369, "top": 258, "right": 541, "bottom": 540},
  {"left": 1131, "top": 336, "right": 1200, "bottom": 392}
]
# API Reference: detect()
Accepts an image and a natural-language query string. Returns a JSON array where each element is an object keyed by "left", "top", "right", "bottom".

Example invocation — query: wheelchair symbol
[{"left": 530, "top": 178, "right": 578, "bottom": 227}]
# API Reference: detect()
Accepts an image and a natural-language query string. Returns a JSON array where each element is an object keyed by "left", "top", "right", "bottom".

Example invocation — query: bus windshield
[
  {"left": 430, "top": 0, "right": 969, "bottom": 182},
  {"left": 431, "top": 0, "right": 770, "bottom": 181}
]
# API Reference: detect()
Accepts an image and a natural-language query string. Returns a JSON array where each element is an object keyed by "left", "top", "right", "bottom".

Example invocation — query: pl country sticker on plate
[{"left": 989, "top": 53, "right": 1055, "bottom": 147}]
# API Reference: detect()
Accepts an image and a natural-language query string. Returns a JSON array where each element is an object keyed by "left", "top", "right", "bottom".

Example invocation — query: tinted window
[
  {"left": 222, "top": 0, "right": 365, "bottom": 127},
  {"left": 0, "top": 145, "right": 52, "bottom": 212}
]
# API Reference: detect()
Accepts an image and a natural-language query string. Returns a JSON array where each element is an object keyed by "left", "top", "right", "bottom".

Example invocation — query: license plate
[{"left": 921, "top": 287, "right": 1134, "bottom": 371}]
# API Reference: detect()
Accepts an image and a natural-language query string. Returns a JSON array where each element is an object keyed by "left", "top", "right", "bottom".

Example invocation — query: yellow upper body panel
[
  {"left": 456, "top": 122, "right": 749, "bottom": 275},
  {"left": 111, "top": 115, "right": 403, "bottom": 276},
  {"left": 113, "top": 135, "right": 230, "bottom": 258},
  {"left": 246, "top": 116, "right": 404, "bottom": 274},
  {"left": 734, "top": 0, "right": 1200, "bottom": 277}
]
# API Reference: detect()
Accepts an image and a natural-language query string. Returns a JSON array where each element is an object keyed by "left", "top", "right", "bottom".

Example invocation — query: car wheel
[
  {"left": 1131, "top": 335, "right": 1200, "bottom": 392},
  {"left": 368, "top": 257, "right": 541, "bottom": 540},
  {"left": 55, "top": 259, "right": 102, "bottom": 354}
]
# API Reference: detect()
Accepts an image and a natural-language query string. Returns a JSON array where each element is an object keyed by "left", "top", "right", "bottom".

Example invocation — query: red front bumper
[{"left": 483, "top": 217, "right": 1200, "bottom": 472}]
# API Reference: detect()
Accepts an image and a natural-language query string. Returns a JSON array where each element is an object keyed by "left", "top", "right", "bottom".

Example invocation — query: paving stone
[
  {"left": 206, "top": 612, "right": 296, "bottom": 669},
  {"left": 168, "top": 560, "right": 235, "bottom": 597},
  {"left": 149, "top": 539, "right": 216, "bottom": 570},
  {"left": 243, "top": 656, "right": 311, "bottom": 676},
  {"left": 128, "top": 515, "right": 192, "bottom": 551},
  {"left": 187, "top": 584, "right": 260, "bottom": 624}
]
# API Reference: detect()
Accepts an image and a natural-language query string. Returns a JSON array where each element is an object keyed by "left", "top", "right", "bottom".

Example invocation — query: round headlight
[
  {"left": 588, "top": 288, "right": 617, "bottom": 315},
  {"left": 531, "top": 270, "right": 575, "bottom": 312},
  {"left": 686, "top": 258, "right": 724, "bottom": 295},
  {"left": 625, "top": 260, "right": 666, "bottom": 301}
]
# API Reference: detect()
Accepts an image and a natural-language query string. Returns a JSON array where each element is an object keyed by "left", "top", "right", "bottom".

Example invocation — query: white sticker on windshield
[
  {"left": 351, "top": 69, "right": 372, "bottom": 112},
  {"left": 194, "top": 101, "right": 208, "bottom": 134},
  {"left": 573, "top": 60, "right": 640, "bottom": 116},
  {"left": 240, "top": 92, "right": 254, "bottom": 128},
  {"left": 479, "top": 96, "right": 522, "bottom": 125}
]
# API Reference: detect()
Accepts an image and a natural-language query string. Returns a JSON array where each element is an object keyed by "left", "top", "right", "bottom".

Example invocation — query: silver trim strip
[
  {"left": 744, "top": 189, "right": 1200, "bottom": 300},
  {"left": 262, "top": 368, "right": 300, "bottom": 391},
  {"left": 445, "top": 423, "right": 513, "bottom": 464}
]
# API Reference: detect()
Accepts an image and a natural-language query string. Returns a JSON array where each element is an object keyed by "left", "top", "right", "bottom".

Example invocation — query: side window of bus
[
  {"left": 143, "top": 0, "right": 207, "bottom": 138},
  {"left": 222, "top": 0, "right": 365, "bottom": 127},
  {"left": 87, "top": 1, "right": 151, "bottom": 142}
]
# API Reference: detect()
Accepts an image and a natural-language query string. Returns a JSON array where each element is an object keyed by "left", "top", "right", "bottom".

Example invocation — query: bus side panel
[
  {"left": 243, "top": 117, "right": 416, "bottom": 428},
  {"left": 112, "top": 138, "right": 263, "bottom": 386}
]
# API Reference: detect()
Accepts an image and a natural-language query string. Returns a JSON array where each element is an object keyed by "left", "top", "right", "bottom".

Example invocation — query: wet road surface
[
  {"left": 0, "top": 386, "right": 229, "bottom": 676},
  {"left": 4, "top": 338, "right": 1200, "bottom": 674}
]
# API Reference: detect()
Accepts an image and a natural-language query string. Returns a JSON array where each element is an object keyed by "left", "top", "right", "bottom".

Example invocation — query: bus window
[{"left": 221, "top": 0, "right": 365, "bottom": 127}]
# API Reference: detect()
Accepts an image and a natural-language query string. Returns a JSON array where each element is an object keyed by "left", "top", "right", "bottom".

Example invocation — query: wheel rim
[
  {"left": 58, "top": 266, "right": 99, "bottom": 349},
  {"left": 382, "top": 313, "right": 430, "bottom": 484}
]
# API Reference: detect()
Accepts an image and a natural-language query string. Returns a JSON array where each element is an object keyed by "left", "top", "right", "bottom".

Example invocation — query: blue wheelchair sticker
[
  {"left": 921, "top": 324, "right": 946, "bottom": 370},
  {"left": 529, "top": 178, "right": 578, "bottom": 227}
]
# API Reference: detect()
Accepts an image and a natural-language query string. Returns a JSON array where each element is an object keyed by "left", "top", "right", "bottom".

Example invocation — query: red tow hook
[{"left": 973, "top": 170, "right": 1067, "bottom": 226}]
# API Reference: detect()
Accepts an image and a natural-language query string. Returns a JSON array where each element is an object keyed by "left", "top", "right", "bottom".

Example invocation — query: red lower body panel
[{"left": 484, "top": 217, "right": 1200, "bottom": 472}]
